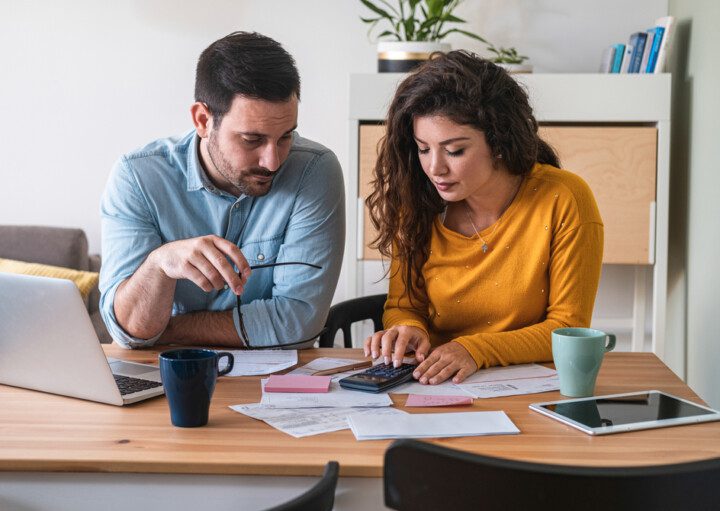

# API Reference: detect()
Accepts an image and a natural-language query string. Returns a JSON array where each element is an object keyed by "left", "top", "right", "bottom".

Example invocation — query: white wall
[
  {"left": 668, "top": 0, "right": 720, "bottom": 408},
  {"left": 0, "top": 0, "right": 667, "bottom": 255},
  {"left": 2, "top": 0, "right": 671, "bottom": 336}
]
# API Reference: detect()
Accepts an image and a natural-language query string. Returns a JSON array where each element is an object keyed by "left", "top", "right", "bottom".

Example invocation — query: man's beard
[{"left": 207, "top": 130, "right": 274, "bottom": 197}]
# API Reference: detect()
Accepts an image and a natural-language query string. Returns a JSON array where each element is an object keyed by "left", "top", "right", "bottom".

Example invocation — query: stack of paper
[
  {"left": 230, "top": 404, "right": 407, "bottom": 438},
  {"left": 456, "top": 364, "right": 559, "bottom": 398},
  {"left": 260, "top": 379, "right": 393, "bottom": 408},
  {"left": 216, "top": 349, "right": 298, "bottom": 376},
  {"left": 348, "top": 411, "right": 520, "bottom": 441}
]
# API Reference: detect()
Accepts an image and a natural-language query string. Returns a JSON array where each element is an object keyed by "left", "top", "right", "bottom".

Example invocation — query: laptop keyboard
[{"left": 113, "top": 374, "right": 163, "bottom": 396}]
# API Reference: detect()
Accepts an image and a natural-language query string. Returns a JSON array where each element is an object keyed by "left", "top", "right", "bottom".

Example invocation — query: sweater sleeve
[
  {"left": 454, "top": 221, "right": 604, "bottom": 368},
  {"left": 383, "top": 254, "right": 431, "bottom": 335}
]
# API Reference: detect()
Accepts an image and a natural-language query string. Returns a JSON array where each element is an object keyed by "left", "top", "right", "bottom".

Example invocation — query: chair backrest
[
  {"left": 384, "top": 439, "right": 720, "bottom": 511},
  {"left": 319, "top": 294, "right": 387, "bottom": 348},
  {"left": 264, "top": 461, "right": 339, "bottom": 511}
]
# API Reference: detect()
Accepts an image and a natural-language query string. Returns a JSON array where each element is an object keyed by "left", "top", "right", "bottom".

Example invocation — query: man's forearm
[
  {"left": 113, "top": 253, "right": 176, "bottom": 340},
  {"left": 157, "top": 311, "right": 243, "bottom": 347}
]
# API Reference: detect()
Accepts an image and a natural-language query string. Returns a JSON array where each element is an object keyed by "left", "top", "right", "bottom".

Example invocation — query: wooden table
[{"left": 1, "top": 346, "right": 719, "bottom": 510}]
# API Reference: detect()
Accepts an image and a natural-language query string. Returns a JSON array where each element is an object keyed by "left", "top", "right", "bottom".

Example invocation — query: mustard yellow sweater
[{"left": 384, "top": 164, "right": 604, "bottom": 368}]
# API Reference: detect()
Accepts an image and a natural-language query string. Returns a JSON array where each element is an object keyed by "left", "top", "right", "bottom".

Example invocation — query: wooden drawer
[{"left": 358, "top": 124, "right": 657, "bottom": 264}]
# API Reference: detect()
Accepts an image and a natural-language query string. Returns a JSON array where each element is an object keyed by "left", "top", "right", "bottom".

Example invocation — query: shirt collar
[
  {"left": 186, "top": 133, "right": 206, "bottom": 192},
  {"left": 186, "top": 133, "right": 239, "bottom": 199}
]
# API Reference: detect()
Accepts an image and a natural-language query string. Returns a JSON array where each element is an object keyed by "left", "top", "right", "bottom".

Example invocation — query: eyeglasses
[{"left": 236, "top": 261, "right": 322, "bottom": 348}]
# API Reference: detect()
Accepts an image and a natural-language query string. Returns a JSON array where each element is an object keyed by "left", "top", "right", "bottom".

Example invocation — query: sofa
[{"left": 0, "top": 225, "right": 112, "bottom": 343}]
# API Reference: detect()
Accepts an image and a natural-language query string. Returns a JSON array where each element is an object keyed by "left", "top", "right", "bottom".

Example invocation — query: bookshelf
[{"left": 345, "top": 73, "right": 672, "bottom": 359}]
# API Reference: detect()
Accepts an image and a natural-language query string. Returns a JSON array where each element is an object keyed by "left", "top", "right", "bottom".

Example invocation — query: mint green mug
[{"left": 552, "top": 328, "right": 616, "bottom": 397}]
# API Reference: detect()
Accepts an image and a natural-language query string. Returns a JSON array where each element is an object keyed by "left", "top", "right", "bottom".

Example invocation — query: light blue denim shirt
[{"left": 99, "top": 130, "right": 345, "bottom": 349}]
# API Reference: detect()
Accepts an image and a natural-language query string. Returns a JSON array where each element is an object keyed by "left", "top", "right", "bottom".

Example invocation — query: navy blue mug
[{"left": 159, "top": 349, "right": 234, "bottom": 427}]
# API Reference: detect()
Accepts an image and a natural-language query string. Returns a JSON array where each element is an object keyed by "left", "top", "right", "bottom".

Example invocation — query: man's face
[{"left": 203, "top": 95, "right": 298, "bottom": 196}]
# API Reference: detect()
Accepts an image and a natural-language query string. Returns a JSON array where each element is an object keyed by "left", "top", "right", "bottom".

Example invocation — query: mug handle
[
  {"left": 604, "top": 333, "right": 616, "bottom": 352},
  {"left": 216, "top": 352, "right": 235, "bottom": 377}
]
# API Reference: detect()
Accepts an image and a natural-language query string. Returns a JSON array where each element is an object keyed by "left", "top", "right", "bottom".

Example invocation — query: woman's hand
[
  {"left": 363, "top": 325, "right": 431, "bottom": 367},
  {"left": 413, "top": 342, "right": 477, "bottom": 385}
]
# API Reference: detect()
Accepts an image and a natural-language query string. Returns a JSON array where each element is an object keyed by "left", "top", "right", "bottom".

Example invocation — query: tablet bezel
[{"left": 529, "top": 390, "right": 720, "bottom": 436}]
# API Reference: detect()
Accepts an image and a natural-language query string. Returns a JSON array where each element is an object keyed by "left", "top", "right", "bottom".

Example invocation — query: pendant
[{"left": 482, "top": 243, "right": 488, "bottom": 253}]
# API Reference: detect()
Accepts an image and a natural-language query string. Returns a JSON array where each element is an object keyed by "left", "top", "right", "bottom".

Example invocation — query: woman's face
[{"left": 413, "top": 114, "right": 502, "bottom": 202}]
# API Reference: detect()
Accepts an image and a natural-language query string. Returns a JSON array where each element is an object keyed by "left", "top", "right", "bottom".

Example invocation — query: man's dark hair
[{"left": 195, "top": 31, "right": 300, "bottom": 124}]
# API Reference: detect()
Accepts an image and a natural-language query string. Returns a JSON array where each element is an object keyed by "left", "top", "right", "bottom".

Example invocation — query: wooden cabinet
[{"left": 347, "top": 73, "right": 671, "bottom": 360}]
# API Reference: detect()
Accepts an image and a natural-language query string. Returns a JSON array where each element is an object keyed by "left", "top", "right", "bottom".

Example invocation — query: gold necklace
[
  {"left": 463, "top": 176, "right": 523, "bottom": 253},
  {"left": 464, "top": 203, "right": 498, "bottom": 253}
]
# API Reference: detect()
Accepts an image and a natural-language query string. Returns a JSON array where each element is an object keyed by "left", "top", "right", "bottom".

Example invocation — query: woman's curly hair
[{"left": 367, "top": 50, "right": 559, "bottom": 301}]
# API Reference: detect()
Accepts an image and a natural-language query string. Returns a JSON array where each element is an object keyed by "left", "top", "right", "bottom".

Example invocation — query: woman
[{"left": 364, "top": 51, "right": 603, "bottom": 385}]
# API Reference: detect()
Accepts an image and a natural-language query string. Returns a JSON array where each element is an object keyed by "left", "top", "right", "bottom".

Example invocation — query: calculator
[{"left": 338, "top": 362, "right": 417, "bottom": 393}]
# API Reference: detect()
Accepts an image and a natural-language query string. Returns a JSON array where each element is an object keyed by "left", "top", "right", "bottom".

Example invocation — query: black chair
[
  {"left": 384, "top": 439, "right": 720, "bottom": 511},
  {"left": 319, "top": 294, "right": 387, "bottom": 348},
  {"left": 264, "top": 461, "right": 339, "bottom": 511}
]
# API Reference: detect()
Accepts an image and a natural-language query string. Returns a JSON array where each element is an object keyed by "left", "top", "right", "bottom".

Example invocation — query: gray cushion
[
  {"left": 0, "top": 225, "right": 111, "bottom": 343},
  {"left": 0, "top": 225, "right": 89, "bottom": 270}
]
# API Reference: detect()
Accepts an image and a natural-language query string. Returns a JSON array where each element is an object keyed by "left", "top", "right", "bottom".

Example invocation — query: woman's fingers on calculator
[
  {"left": 365, "top": 330, "right": 386, "bottom": 358},
  {"left": 380, "top": 329, "right": 400, "bottom": 364}
]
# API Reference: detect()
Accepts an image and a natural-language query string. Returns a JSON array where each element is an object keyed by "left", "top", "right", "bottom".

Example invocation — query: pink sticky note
[
  {"left": 405, "top": 394, "right": 474, "bottom": 407},
  {"left": 265, "top": 375, "right": 332, "bottom": 393}
]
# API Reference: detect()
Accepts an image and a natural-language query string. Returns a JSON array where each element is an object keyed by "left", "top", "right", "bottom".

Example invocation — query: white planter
[
  {"left": 377, "top": 41, "right": 451, "bottom": 73},
  {"left": 496, "top": 62, "right": 534, "bottom": 74}
]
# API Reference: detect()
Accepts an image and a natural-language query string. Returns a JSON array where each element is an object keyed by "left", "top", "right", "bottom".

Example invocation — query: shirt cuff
[{"left": 100, "top": 281, "right": 162, "bottom": 349}]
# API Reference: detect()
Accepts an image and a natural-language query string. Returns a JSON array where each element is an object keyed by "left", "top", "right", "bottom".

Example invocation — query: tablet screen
[{"left": 533, "top": 391, "right": 720, "bottom": 433}]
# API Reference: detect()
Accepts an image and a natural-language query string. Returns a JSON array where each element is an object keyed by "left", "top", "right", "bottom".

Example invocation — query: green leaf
[
  {"left": 360, "top": 16, "right": 381, "bottom": 23},
  {"left": 404, "top": 17, "right": 416, "bottom": 39},
  {"left": 377, "top": 30, "right": 400, "bottom": 40},
  {"left": 440, "top": 13, "right": 464, "bottom": 23},
  {"left": 425, "top": 0, "right": 444, "bottom": 18},
  {"left": 360, "top": 0, "right": 395, "bottom": 21},
  {"left": 377, "top": 0, "right": 401, "bottom": 16},
  {"left": 438, "top": 28, "right": 488, "bottom": 44}
]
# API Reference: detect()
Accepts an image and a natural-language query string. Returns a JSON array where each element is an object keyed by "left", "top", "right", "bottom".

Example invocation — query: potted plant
[
  {"left": 487, "top": 44, "right": 533, "bottom": 73},
  {"left": 360, "top": 0, "right": 487, "bottom": 72}
]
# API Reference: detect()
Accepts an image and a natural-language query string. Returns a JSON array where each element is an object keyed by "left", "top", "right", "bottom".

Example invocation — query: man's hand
[
  {"left": 114, "top": 235, "right": 251, "bottom": 340},
  {"left": 412, "top": 342, "right": 477, "bottom": 385},
  {"left": 148, "top": 235, "right": 251, "bottom": 294},
  {"left": 363, "top": 325, "right": 431, "bottom": 367}
]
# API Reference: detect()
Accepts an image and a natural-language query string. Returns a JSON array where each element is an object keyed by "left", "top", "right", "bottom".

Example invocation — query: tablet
[{"left": 529, "top": 390, "right": 720, "bottom": 435}]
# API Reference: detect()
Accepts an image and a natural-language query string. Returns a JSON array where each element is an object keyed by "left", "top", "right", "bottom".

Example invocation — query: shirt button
[
  {"left": 233, "top": 203, "right": 240, "bottom": 209},
  {"left": 257, "top": 253, "right": 265, "bottom": 261}
]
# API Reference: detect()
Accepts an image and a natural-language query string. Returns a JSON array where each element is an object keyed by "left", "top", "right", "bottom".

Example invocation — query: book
[
  {"left": 639, "top": 29, "right": 656, "bottom": 74},
  {"left": 627, "top": 32, "right": 648, "bottom": 73},
  {"left": 619, "top": 39, "right": 634, "bottom": 73},
  {"left": 599, "top": 45, "right": 616, "bottom": 73},
  {"left": 653, "top": 16, "right": 675, "bottom": 73},
  {"left": 611, "top": 43, "right": 625, "bottom": 73},
  {"left": 646, "top": 26, "right": 665, "bottom": 72}
]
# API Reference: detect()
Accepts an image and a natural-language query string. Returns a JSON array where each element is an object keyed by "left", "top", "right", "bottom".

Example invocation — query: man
[{"left": 99, "top": 32, "right": 345, "bottom": 349}]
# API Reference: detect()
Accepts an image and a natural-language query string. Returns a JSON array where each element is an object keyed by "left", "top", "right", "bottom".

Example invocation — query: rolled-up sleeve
[
  {"left": 238, "top": 151, "right": 345, "bottom": 347},
  {"left": 99, "top": 157, "right": 163, "bottom": 349}
]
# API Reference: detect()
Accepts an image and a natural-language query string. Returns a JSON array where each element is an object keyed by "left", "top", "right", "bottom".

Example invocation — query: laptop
[{"left": 0, "top": 273, "right": 164, "bottom": 405}]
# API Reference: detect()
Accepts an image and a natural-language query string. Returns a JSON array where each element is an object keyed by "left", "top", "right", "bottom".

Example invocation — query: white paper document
[
  {"left": 230, "top": 403, "right": 406, "bottom": 438},
  {"left": 348, "top": 411, "right": 520, "bottom": 441},
  {"left": 461, "top": 363, "right": 557, "bottom": 384},
  {"left": 217, "top": 349, "right": 298, "bottom": 377},
  {"left": 260, "top": 379, "right": 393, "bottom": 408},
  {"left": 458, "top": 376, "right": 560, "bottom": 398},
  {"left": 389, "top": 380, "right": 475, "bottom": 396},
  {"left": 287, "top": 357, "right": 370, "bottom": 382}
]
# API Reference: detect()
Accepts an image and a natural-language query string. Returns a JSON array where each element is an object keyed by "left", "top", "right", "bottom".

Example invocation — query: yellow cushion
[{"left": 0, "top": 258, "right": 99, "bottom": 299}]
